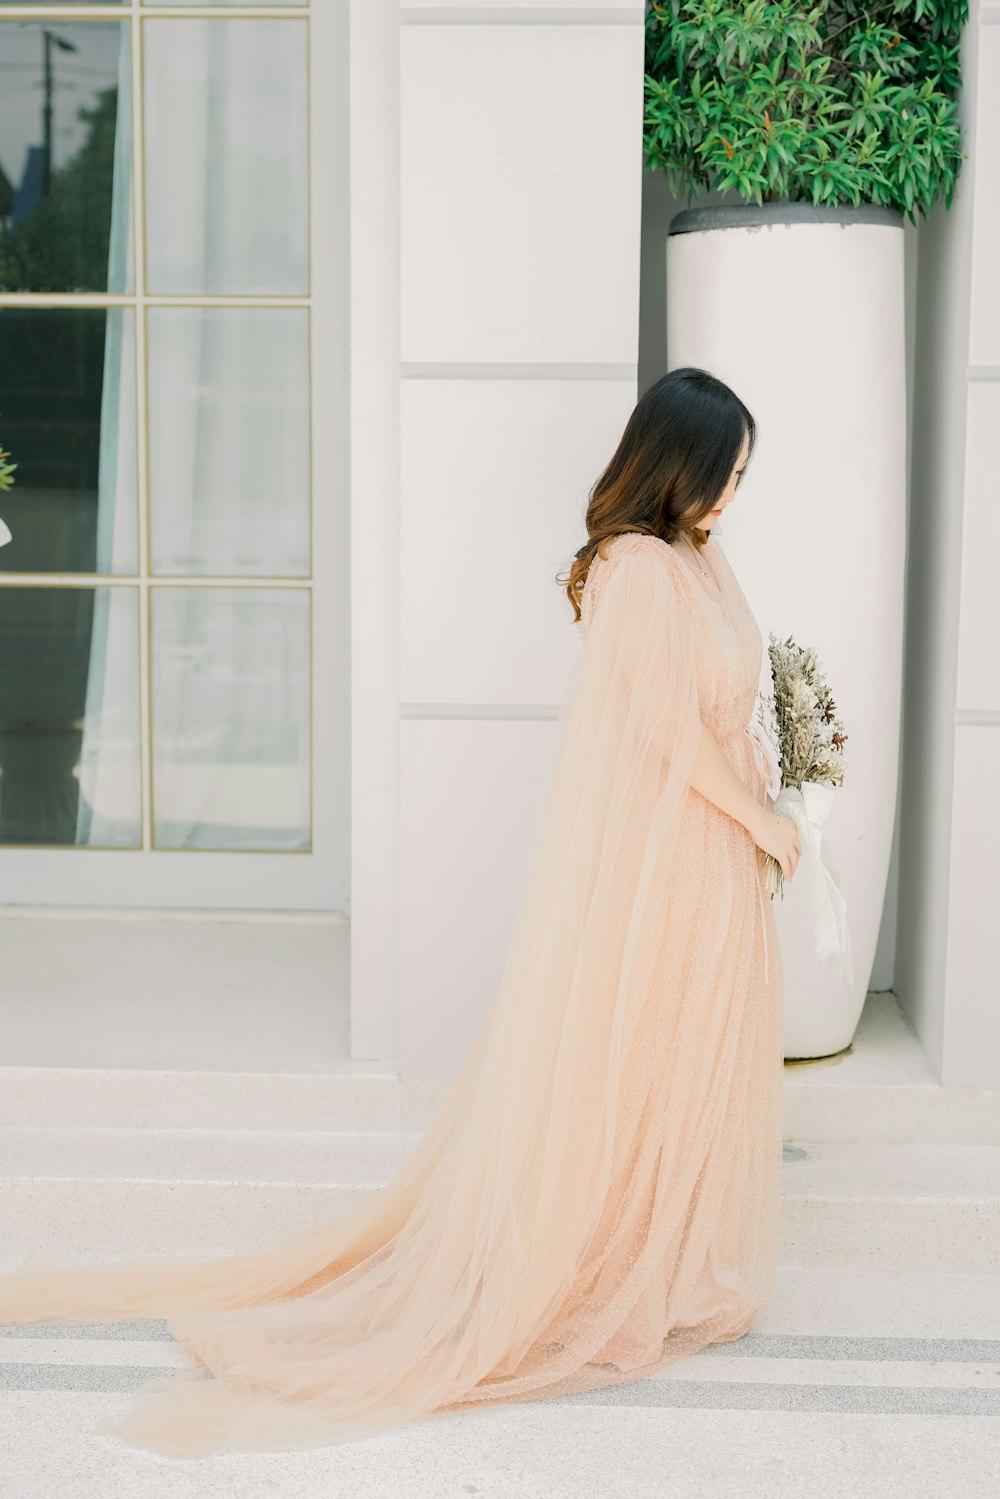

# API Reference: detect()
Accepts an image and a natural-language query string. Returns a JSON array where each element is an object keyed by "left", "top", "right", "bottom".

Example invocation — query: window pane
[
  {"left": 0, "top": 585, "right": 141, "bottom": 848},
  {"left": 147, "top": 308, "right": 310, "bottom": 577},
  {"left": 0, "top": 20, "right": 132, "bottom": 294},
  {"left": 151, "top": 587, "right": 310, "bottom": 851},
  {"left": 0, "top": 307, "right": 138, "bottom": 576},
  {"left": 144, "top": 19, "right": 308, "bottom": 296}
]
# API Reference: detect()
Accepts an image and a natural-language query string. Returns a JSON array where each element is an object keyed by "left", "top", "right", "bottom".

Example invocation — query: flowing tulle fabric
[{"left": 0, "top": 532, "right": 783, "bottom": 1458}]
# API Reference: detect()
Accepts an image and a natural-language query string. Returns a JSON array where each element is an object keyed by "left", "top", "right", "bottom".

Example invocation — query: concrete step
[
  {"left": 2, "top": 1127, "right": 999, "bottom": 1273},
  {"left": 0, "top": 1062, "right": 416, "bottom": 1135},
  {"left": 2, "top": 995, "right": 997, "bottom": 1144},
  {"left": 778, "top": 1140, "right": 1000, "bottom": 1271},
  {"left": 0, "top": 907, "right": 354, "bottom": 1075},
  {"left": 2, "top": 995, "right": 997, "bottom": 1276},
  {"left": 782, "top": 993, "right": 1000, "bottom": 1146}
]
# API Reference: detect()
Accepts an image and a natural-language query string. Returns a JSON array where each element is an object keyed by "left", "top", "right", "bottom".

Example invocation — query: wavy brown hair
[{"left": 559, "top": 366, "right": 757, "bottom": 622}]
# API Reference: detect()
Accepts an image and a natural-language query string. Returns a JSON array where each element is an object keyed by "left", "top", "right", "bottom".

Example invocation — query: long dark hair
[{"left": 560, "top": 366, "right": 757, "bottom": 621}]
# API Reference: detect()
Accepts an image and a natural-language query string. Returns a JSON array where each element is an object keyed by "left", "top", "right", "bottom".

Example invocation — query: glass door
[{"left": 0, "top": 0, "right": 348, "bottom": 910}]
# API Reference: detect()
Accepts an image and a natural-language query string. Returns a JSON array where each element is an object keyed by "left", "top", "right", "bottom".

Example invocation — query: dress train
[{"left": 0, "top": 533, "right": 783, "bottom": 1457}]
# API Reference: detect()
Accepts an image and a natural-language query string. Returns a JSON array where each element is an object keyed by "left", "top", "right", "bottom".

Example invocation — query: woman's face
[{"left": 699, "top": 428, "right": 751, "bottom": 531}]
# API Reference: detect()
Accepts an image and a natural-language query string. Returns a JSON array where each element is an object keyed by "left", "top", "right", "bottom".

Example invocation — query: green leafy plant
[
  {"left": 644, "top": 0, "right": 967, "bottom": 223},
  {"left": 0, "top": 431, "right": 15, "bottom": 548},
  {"left": 0, "top": 438, "right": 15, "bottom": 494}
]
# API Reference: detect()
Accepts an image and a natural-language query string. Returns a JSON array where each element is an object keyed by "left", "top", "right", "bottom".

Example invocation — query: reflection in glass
[
  {"left": 144, "top": 19, "right": 308, "bottom": 296},
  {"left": 0, "top": 585, "right": 141, "bottom": 847},
  {"left": 151, "top": 587, "right": 310, "bottom": 851},
  {"left": 0, "top": 307, "right": 138, "bottom": 575},
  {"left": 147, "top": 308, "right": 310, "bottom": 577},
  {"left": 0, "top": 20, "right": 132, "bottom": 294}
]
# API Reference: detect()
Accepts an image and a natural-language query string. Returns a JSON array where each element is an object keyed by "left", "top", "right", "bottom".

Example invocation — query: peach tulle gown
[{"left": 0, "top": 530, "right": 784, "bottom": 1459}]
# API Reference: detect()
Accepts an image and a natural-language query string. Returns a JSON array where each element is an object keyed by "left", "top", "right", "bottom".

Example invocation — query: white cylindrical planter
[{"left": 667, "top": 203, "right": 906, "bottom": 1059}]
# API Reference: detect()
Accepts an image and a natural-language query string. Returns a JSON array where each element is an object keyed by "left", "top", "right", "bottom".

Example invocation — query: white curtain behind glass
[
  {"left": 75, "top": 26, "right": 140, "bottom": 848},
  {"left": 79, "top": 20, "right": 310, "bottom": 852},
  {"left": 145, "top": 19, "right": 310, "bottom": 850}
]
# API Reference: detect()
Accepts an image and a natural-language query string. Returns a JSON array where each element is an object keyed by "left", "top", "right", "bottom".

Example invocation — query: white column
[
  {"left": 898, "top": 1, "right": 1000, "bottom": 1085},
  {"left": 348, "top": 0, "right": 403, "bottom": 1061},
  {"left": 942, "top": 9, "right": 1000, "bottom": 1085}
]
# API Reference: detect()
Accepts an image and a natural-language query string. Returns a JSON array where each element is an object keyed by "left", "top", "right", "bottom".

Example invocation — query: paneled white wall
[
  {"left": 955, "top": 381, "right": 1000, "bottom": 708},
  {"left": 351, "top": 2, "right": 646, "bottom": 1073},
  {"left": 400, "top": 23, "right": 641, "bottom": 365},
  {"left": 399, "top": 379, "right": 636, "bottom": 705},
  {"left": 942, "top": 17, "right": 1000, "bottom": 1085},
  {"left": 397, "top": 4, "right": 645, "bottom": 1076},
  {"left": 897, "top": 2, "right": 1000, "bottom": 1085},
  {"left": 354, "top": 2, "right": 997, "bottom": 1081}
]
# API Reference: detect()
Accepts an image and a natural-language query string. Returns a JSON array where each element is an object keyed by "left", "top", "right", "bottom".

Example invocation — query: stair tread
[
  {"left": 781, "top": 1142, "right": 1000, "bottom": 1201},
  {"left": 0, "top": 1125, "right": 424, "bottom": 1186}
]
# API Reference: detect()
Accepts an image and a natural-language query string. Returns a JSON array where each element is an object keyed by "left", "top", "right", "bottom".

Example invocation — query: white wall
[
  {"left": 896, "top": 2, "right": 1000, "bottom": 1085},
  {"left": 350, "top": 2, "right": 648, "bottom": 1075},
  {"left": 938, "top": 7, "right": 1000, "bottom": 1086}
]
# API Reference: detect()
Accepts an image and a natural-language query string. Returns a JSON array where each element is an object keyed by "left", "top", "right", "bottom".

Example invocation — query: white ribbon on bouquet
[{"left": 771, "top": 780, "right": 854, "bottom": 986}]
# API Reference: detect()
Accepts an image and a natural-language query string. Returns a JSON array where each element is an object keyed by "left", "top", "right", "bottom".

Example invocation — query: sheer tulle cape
[{"left": 0, "top": 537, "right": 779, "bottom": 1458}]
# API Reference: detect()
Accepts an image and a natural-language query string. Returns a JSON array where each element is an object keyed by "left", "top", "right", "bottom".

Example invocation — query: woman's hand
[{"left": 752, "top": 806, "right": 801, "bottom": 881}]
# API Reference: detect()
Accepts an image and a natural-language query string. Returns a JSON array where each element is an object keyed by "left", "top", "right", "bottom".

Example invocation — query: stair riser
[{"left": 2, "top": 1180, "right": 998, "bottom": 1273}]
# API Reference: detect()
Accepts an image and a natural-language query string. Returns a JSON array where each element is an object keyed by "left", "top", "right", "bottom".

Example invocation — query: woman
[{"left": 0, "top": 366, "right": 801, "bottom": 1459}]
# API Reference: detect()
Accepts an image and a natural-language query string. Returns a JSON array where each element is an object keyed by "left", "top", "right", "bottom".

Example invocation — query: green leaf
[{"left": 642, "top": 0, "right": 965, "bottom": 221}]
